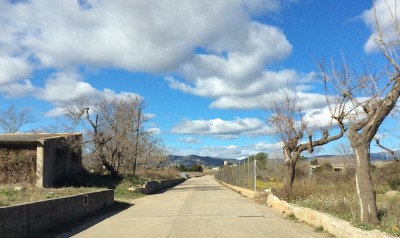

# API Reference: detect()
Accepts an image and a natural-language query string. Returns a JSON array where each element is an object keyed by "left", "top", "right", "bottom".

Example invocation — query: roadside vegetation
[
  {"left": 0, "top": 185, "right": 102, "bottom": 207},
  {"left": 0, "top": 167, "right": 181, "bottom": 207},
  {"left": 256, "top": 160, "right": 400, "bottom": 236},
  {"left": 0, "top": 92, "right": 182, "bottom": 206}
]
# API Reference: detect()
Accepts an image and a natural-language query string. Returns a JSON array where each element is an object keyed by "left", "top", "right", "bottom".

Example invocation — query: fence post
[{"left": 253, "top": 155, "right": 256, "bottom": 191}]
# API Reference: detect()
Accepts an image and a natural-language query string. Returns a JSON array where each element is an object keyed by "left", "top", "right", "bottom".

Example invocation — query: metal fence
[{"left": 214, "top": 158, "right": 270, "bottom": 191}]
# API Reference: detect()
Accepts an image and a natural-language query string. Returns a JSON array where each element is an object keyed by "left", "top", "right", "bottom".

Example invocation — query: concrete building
[{"left": 0, "top": 133, "right": 82, "bottom": 187}]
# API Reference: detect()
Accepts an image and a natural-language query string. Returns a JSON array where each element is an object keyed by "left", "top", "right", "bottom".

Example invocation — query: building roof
[{"left": 0, "top": 133, "right": 81, "bottom": 146}]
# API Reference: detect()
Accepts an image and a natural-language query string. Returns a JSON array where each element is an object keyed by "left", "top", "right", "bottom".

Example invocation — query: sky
[{"left": 0, "top": 0, "right": 399, "bottom": 159}]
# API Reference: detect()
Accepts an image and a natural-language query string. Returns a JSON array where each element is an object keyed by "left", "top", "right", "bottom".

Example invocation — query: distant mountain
[
  {"left": 166, "top": 155, "right": 237, "bottom": 167},
  {"left": 312, "top": 150, "right": 400, "bottom": 162}
]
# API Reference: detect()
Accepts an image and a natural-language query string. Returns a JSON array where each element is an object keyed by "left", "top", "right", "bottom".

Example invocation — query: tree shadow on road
[{"left": 42, "top": 201, "right": 133, "bottom": 238}]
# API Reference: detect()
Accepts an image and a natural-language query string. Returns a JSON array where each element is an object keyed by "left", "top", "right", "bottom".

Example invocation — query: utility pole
[{"left": 133, "top": 107, "right": 141, "bottom": 175}]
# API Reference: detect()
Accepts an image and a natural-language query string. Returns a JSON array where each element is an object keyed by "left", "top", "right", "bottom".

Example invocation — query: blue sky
[{"left": 0, "top": 0, "right": 398, "bottom": 159}]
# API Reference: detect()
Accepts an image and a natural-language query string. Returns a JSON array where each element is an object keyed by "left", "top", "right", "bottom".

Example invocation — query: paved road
[{"left": 58, "top": 176, "right": 328, "bottom": 238}]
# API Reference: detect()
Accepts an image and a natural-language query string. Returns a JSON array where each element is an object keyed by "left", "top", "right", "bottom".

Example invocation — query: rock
[
  {"left": 14, "top": 186, "right": 24, "bottom": 191},
  {"left": 385, "top": 190, "right": 399, "bottom": 197},
  {"left": 128, "top": 186, "right": 136, "bottom": 192}
]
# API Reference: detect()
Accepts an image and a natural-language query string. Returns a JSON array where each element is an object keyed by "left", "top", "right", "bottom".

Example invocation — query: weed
[
  {"left": 357, "top": 223, "right": 374, "bottom": 231},
  {"left": 314, "top": 226, "right": 324, "bottom": 233},
  {"left": 287, "top": 213, "right": 297, "bottom": 221}
]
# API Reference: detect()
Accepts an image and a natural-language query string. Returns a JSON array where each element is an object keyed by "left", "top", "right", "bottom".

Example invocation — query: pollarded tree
[
  {"left": 319, "top": 1, "right": 400, "bottom": 224},
  {"left": 267, "top": 90, "right": 346, "bottom": 199}
]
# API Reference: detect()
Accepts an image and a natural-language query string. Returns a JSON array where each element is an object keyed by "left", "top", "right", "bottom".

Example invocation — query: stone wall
[{"left": 0, "top": 189, "right": 114, "bottom": 237}]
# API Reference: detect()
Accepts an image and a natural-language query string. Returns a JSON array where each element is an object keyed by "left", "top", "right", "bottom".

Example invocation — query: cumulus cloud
[
  {"left": 362, "top": 0, "right": 400, "bottom": 53},
  {"left": 36, "top": 72, "right": 142, "bottom": 117},
  {"left": 0, "top": 0, "right": 304, "bottom": 111},
  {"left": 147, "top": 127, "right": 161, "bottom": 135},
  {"left": 0, "top": 80, "right": 37, "bottom": 98},
  {"left": 0, "top": 57, "right": 32, "bottom": 85},
  {"left": 171, "top": 117, "right": 270, "bottom": 139},
  {"left": 0, "top": 0, "right": 290, "bottom": 73},
  {"left": 179, "top": 137, "right": 202, "bottom": 144},
  {"left": 36, "top": 72, "right": 99, "bottom": 102},
  {"left": 168, "top": 69, "right": 321, "bottom": 110}
]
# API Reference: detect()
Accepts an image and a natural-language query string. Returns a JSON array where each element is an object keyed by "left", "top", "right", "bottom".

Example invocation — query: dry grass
[
  {"left": 285, "top": 162, "right": 400, "bottom": 236},
  {"left": 0, "top": 184, "right": 102, "bottom": 207}
]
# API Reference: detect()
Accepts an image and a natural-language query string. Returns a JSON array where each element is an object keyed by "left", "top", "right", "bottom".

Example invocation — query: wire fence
[{"left": 214, "top": 158, "right": 270, "bottom": 191}]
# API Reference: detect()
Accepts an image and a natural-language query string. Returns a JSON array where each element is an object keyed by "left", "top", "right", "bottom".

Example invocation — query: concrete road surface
[{"left": 58, "top": 176, "right": 328, "bottom": 238}]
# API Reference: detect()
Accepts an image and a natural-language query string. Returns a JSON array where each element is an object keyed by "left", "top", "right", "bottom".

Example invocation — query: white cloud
[
  {"left": 166, "top": 22, "right": 293, "bottom": 108},
  {"left": 43, "top": 107, "right": 65, "bottom": 118},
  {"left": 36, "top": 72, "right": 99, "bottom": 102},
  {"left": 35, "top": 72, "right": 143, "bottom": 117},
  {"left": 37, "top": 72, "right": 137, "bottom": 101},
  {"left": 147, "top": 127, "right": 161, "bottom": 135},
  {"left": 362, "top": 0, "right": 400, "bottom": 53},
  {"left": 0, "top": 57, "right": 32, "bottom": 84},
  {"left": 0, "top": 80, "right": 37, "bottom": 98},
  {"left": 171, "top": 117, "right": 270, "bottom": 138},
  {"left": 179, "top": 137, "right": 202, "bottom": 144},
  {"left": 0, "top": 0, "right": 289, "bottom": 73},
  {"left": 209, "top": 88, "right": 327, "bottom": 110},
  {"left": 0, "top": 0, "right": 301, "bottom": 112},
  {"left": 168, "top": 70, "right": 321, "bottom": 110},
  {"left": 144, "top": 113, "right": 157, "bottom": 120}
]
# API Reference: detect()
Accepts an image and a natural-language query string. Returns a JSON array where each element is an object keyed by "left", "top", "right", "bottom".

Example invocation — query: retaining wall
[
  {"left": 217, "top": 180, "right": 261, "bottom": 199},
  {"left": 266, "top": 194, "right": 395, "bottom": 238},
  {"left": 0, "top": 189, "right": 114, "bottom": 237},
  {"left": 139, "top": 178, "right": 186, "bottom": 194},
  {"left": 216, "top": 178, "right": 394, "bottom": 238}
]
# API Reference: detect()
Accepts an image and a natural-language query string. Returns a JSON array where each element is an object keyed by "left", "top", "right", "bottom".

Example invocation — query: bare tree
[
  {"left": 267, "top": 90, "right": 346, "bottom": 198},
  {"left": 334, "top": 140, "right": 354, "bottom": 173},
  {"left": 137, "top": 135, "right": 167, "bottom": 169},
  {"left": 0, "top": 104, "right": 33, "bottom": 133},
  {"left": 318, "top": 1, "right": 400, "bottom": 224},
  {"left": 64, "top": 95, "right": 144, "bottom": 179}
]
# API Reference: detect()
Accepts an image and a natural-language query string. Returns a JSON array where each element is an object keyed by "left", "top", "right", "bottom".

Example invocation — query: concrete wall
[
  {"left": 40, "top": 136, "right": 82, "bottom": 187},
  {"left": 0, "top": 189, "right": 114, "bottom": 238},
  {"left": 215, "top": 177, "right": 394, "bottom": 238},
  {"left": 217, "top": 180, "right": 261, "bottom": 199},
  {"left": 139, "top": 178, "right": 186, "bottom": 194},
  {"left": 266, "top": 193, "right": 394, "bottom": 238}
]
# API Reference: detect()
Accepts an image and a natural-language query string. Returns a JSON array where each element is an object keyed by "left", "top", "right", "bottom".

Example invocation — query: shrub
[
  {"left": 389, "top": 178, "right": 400, "bottom": 191},
  {"left": 0, "top": 149, "right": 37, "bottom": 184}
]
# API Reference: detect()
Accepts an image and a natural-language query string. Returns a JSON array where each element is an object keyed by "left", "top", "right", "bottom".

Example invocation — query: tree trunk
[
  {"left": 284, "top": 159, "right": 296, "bottom": 200},
  {"left": 100, "top": 155, "right": 120, "bottom": 180},
  {"left": 353, "top": 144, "right": 379, "bottom": 225}
]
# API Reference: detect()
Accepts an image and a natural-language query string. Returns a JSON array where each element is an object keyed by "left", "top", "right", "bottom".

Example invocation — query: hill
[{"left": 166, "top": 155, "right": 237, "bottom": 167}]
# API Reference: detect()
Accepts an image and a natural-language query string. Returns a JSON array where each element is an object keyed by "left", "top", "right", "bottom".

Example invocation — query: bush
[
  {"left": 0, "top": 149, "right": 37, "bottom": 184},
  {"left": 373, "top": 161, "right": 400, "bottom": 191},
  {"left": 389, "top": 178, "right": 400, "bottom": 190}
]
